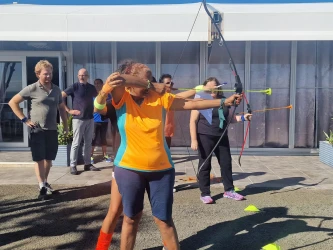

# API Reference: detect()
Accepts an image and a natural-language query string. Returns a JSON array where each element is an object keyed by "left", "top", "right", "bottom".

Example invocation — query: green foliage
[
  {"left": 57, "top": 115, "right": 73, "bottom": 145},
  {"left": 323, "top": 130, "right": 333, "bottom": 145},
  {"left": 323, "top": 118, "right": 333, "bottom": 145}
]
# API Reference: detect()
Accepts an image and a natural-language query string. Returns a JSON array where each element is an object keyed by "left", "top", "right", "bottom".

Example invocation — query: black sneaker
[
  {"left": 38, "top": 187, "right": 48, "bottom": 201},
  {"left": 70, "top": 166, "right": 78, "bottom": 175},
  {"left": 84, "top": 164, "right": 101, "bottom": 171}
]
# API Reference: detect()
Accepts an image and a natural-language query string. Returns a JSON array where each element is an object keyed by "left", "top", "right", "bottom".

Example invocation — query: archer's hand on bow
[
  {"left": 224, "top": 94, "right": 243, "bottom": 107},
  {"left": 235, "top": 113, "right": 252, "bottom": 122}
]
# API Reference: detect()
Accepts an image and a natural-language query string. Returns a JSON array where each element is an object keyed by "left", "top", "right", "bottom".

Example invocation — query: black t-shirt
[
  {"left": 197, "top": 106, "right": 230, "bottom": 136},
  {"left": 103, "top": 101, "right": 117, "bottom": 125},
  {"left": 64, "top": 82, "right": 97, "bottom": 120}
]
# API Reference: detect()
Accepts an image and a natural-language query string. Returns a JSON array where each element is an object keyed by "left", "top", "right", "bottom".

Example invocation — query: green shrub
[
  {"left": 323, "top": 118, "right": 333, "bottom": 145},
  {"left": 57, "top": 115, "right": 73, "bottom": 145}
]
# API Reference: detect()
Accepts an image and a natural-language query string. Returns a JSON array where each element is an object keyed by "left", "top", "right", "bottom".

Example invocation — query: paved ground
[
  {"left": 1, "top": 185, "right": 333, "bottom": 250},
  {"left": 1, "top": 155, "right": 333, "bottom": 249},
  {"left": 1, "top": 155, "right": 333, "bottom": 190}
]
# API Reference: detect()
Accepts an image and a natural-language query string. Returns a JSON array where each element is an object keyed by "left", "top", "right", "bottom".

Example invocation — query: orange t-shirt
[
  {"left": 164, "top": 110, "right": 175, "bottom": 137},
  {"left": 112, "top": 91, "right": 176, "bottom": 172}
]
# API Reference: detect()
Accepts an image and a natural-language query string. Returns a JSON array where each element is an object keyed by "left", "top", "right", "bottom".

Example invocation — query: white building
[{"left": 0, "top": 1, "right": 332, "bottom": 155}]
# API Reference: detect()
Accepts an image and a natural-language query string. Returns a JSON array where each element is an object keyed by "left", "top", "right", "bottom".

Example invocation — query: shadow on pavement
[
  {"left": 180, "top": 206, "right": 333, "bottom": 250},
  {"left": 0, "top": 182, "right": 115, "bottom": 249}
]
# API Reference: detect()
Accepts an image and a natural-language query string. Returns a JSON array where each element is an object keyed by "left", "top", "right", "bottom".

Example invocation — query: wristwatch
[
  {"left": 21, "top": 117, "right": 28, "bottom": 123},
  {"left": 147, "top": 80, "right": 152, "bottom": 89}
]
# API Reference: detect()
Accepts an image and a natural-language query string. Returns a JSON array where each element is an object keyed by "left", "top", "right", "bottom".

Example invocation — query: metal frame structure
[{"left": 0, "top": 41, "right": 322, "bottom": 155}]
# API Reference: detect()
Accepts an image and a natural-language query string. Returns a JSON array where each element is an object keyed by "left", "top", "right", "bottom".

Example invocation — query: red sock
[{"left": 96, "top": 229, "right": 113, "bottom": 250}]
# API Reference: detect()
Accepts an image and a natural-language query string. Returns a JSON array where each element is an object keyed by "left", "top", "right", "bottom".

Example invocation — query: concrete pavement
[{"left": 0, "top": 155, "right": 333, "bottom": 190}]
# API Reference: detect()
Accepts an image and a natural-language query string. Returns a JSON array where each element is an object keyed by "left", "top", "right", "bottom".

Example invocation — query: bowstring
[{"left": 172, "top": 2, "right": 203, "bottom": 181}]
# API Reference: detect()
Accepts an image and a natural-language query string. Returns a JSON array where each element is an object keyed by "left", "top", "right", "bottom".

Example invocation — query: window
[
  {"left": 207, "top": 42, "right": 245, "bottom": 147},
  {"left": 249, "top": 42, "right": 291, "bottom": 148},
  {"left": 161, "top": 42, "right": 200, "bottom": 146}
]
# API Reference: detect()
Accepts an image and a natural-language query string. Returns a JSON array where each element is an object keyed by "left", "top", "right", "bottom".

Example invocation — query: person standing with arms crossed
[
  {"left": 9, "top": 60, "right": 68, "bottom": 200},
  {"left": 62, "top": 68, "right": 100, "bottom": 175}
]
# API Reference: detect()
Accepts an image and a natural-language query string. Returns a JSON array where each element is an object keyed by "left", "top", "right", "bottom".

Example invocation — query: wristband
[
  {"left": 241, "top": 114, "right": 246, "bottom": 122},
  {"left": 21, "top": 117, "right": 28, "bottom": 123},
  {"left": 101, "top": 84, "right": 114, "bottom": 94},
  {"left": 94, "top": 99, "right": 106, "bottom": 110}
]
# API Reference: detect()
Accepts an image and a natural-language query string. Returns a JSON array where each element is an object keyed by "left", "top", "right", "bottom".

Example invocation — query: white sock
[{"left": 39, "top": 182, "right": 44, "bottom": 189}]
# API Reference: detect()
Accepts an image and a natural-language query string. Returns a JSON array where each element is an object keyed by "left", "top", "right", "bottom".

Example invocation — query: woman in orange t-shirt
[{"left": 95, "top": 60, "right": 243, "bottom": 250}]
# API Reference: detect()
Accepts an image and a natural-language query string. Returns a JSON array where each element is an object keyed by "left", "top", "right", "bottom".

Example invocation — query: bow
[
  {"left": 172, "top": 1, "right": 252, "bottom": 181},
  {"left": 197, "top": 0, "right": 252, "bottom": 173}
]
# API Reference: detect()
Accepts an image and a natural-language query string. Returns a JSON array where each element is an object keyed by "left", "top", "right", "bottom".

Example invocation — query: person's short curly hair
[
  {"left": 35, "top": 60, "right": 53, "bottom": 77},
  {"left": 117, "top": 59, "right": 153, "bottom": 81}
]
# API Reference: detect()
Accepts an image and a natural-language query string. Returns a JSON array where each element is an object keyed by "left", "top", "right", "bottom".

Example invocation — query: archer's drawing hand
[
  {"left": 105, "top": 72, "right": 125, "bottom": 89},
  {"left": 225, "top": 94, "right": 242, "bottom": 106}
]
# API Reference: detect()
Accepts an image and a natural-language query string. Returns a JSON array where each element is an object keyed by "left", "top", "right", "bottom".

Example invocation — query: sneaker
[
  {"left": 38, "top": 187, "right": 48, "bottom": 201},
  {"left": 84, "top": 164, "right": 101, "bottom": 171},
  {"left": 91, "top": 156, "right": 94, "bottom": 164},
  {"left": 200, "top": 196, "right": 214, "bottom": 204},
  {"left": 70, "top": 166, "right": 78, "bottom": 175},
  {"left": 223, "top": 190, "right": 245, "bottom": 201},
  {"left": 104, "top": 155, "right": 112, "bottom": 163},
  {"left": 45, "top": 182, "right": 59, "bottom": 195}
]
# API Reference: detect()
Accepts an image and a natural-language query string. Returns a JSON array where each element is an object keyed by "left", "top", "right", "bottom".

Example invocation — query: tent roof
[{"left": 0, "top": 2, "right": 332, "bottom": 41}]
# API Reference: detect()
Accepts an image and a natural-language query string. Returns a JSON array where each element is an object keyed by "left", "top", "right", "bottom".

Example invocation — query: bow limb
[
  {"left": 197, "top": 0, "right": 246, "bottom": 176},
  {"left": 238, "top": 92, "right": 251, "bottom": 166}
]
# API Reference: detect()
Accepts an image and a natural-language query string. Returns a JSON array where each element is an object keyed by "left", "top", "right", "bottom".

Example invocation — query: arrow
[
  {"left": 172, "top": 87, "right": 272, "bottom": 96},
  {"left": 238, "top": 105, "right": 293, "bottom": 114}
]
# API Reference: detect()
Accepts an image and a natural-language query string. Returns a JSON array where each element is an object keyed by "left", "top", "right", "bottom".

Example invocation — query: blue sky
[{"left": 1, "top": 0, "right": 333, "bottom": 5}]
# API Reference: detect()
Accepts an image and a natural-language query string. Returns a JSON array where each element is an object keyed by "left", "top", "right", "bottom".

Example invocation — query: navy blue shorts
[{"left": 114, "top": 166, "right": 175, "bottom": 221}]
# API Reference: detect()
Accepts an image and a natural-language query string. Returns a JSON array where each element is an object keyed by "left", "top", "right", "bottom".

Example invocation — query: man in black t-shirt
[{"left": 62, "top": 68, "right": 100, "bottom": 175}]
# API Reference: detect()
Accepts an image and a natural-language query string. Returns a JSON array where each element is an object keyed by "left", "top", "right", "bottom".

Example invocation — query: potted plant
[
  {"left": 53, "top": 115, "right": 74, "bottom": 167},
  {"left": 319, "top": 118, "right": 333, "bottom": 168}
]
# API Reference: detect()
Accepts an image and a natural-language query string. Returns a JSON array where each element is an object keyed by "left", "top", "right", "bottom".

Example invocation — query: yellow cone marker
[
  {"left": 262, "top": 243, "right": 281, "bottom": 250},
  {"left": 244, "top": 205, "right": 260, "bottom": 212},
  {"left": 234, "top": 187, "right": 241, "bottom": 192}
]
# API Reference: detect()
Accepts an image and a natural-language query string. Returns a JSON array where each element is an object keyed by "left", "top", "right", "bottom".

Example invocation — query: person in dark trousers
[
  {"left": 190, "top": 77, "right": 251, "bottom": 204},
  {"left": 91, "top": 78, "right": 112, "bottom": 163},
  {"left": 9, "top": 60, "right": 68, "bottom": 200},
  {"left": 62, "top": 68, "right": 100, "bottom": 175}
]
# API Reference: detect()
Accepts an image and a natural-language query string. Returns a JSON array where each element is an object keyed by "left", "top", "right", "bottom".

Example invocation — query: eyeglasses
[{"left": 78, "top": 75, "right": 88, "bottom": 77}]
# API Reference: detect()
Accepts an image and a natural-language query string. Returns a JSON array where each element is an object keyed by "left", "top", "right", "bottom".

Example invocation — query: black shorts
[
  {"left": 92, "top": 122, "right": 108, "bottom": 146},
  {"left": 114, "top": 167, "right": 175, "bottom": 220},
  {"left": 30, "top": 129, "right": 58, "bottom": 162},
  {"left": 103, "top": 101, "right": 118, "bottom": 133}
]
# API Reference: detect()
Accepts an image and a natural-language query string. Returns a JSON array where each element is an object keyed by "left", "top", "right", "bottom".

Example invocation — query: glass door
[{"left": 0, "top": 56, "right": 28, "bottom": 148}]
